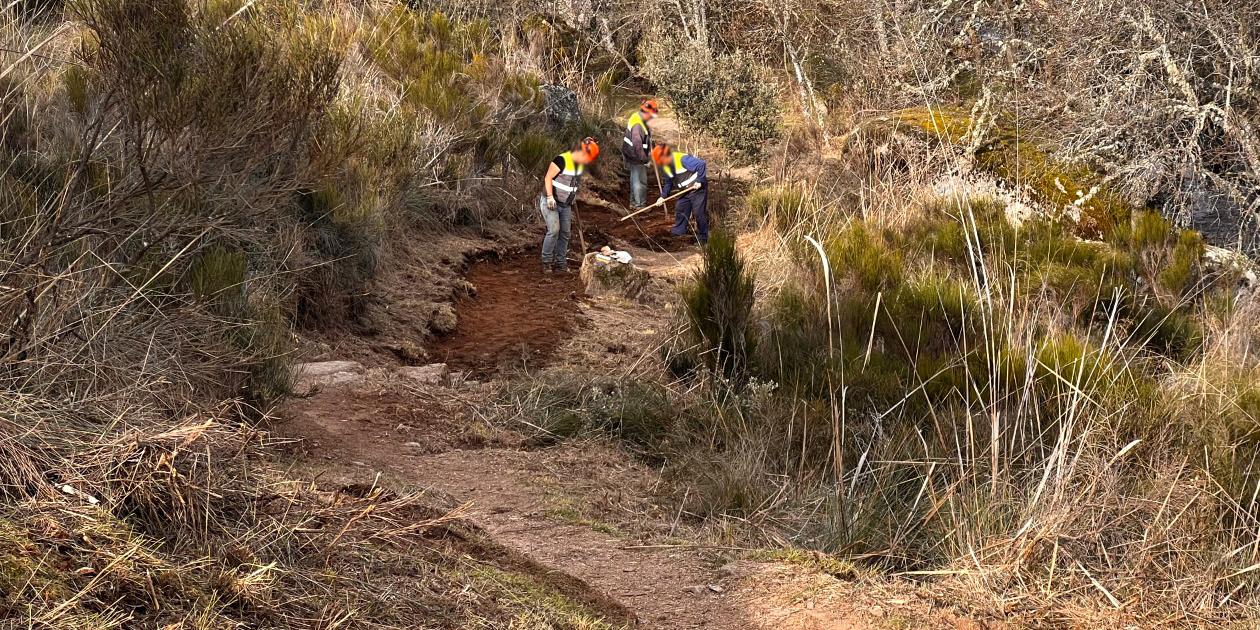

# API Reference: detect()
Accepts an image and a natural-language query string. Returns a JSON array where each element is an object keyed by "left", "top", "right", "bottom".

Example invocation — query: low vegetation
[
  {"left": 518, "top": 183, "right": 1260, "bottom": 622},
  {"left": 1, "top": 0, "right": 631, "bottom": 626},
  {"left": 6, "top": 0, "right": 1260, "bottom": 626}
]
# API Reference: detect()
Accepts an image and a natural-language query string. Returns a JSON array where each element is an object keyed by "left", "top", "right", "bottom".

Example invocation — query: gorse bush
[{"left": 511, "top": 127, "right": 565, "bottom": 176}]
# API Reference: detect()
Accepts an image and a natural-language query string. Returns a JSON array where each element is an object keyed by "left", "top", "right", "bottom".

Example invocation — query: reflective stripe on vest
[
  {"left": 623, "top": 112, "right": 650, "bottom": 150},
  {"left": 552, "top": 152, "right": 584, "bottom": 204},
  {"left": 663, "top": 153, "right": 699, "bottom": 190}
]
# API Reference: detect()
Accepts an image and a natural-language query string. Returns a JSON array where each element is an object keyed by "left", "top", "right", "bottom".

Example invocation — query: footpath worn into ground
[
  {"left": 278, "top": 367, "right": 991, "bottom": 630},
  {"left": 276, "top": 240, "right": 995, "bottom": 628},
  {"left": 276, "top": 114, "right": 1000, "bottom": 628}
]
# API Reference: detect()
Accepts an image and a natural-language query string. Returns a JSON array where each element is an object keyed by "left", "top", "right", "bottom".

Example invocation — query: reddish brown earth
[
  {"left": 425, "top": 200, "right": 694, "bottom": 377},
  {"left": 426, "top": 249, "right": 586, "bottom": 375},
  {"left": 278, "top": 376, "right": 1005, "bottom": 630},
  {"left": 579, "top": 202, "right": 695, "bottom": 252}
]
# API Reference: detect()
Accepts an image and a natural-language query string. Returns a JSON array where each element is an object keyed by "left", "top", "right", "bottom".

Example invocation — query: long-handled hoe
[{"left": 619, "top": 186, "right": 694, "bottom": 222}]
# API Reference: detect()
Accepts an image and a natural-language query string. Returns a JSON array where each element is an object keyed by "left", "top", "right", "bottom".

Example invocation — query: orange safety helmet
[
  {"left": 650, "top": 143, "right": 672, "bottom": 166},
  {"left": 640, "top": 99, "right": 659, "bottom": 115},
  {"left": 579, "top": 137, "right": 600, "bottom": 160}
]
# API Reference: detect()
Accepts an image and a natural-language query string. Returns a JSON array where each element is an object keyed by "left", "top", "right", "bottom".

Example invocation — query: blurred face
[
  {"left": 641, "top": 109, "right": 656, "bottom": 122},
  {"left": 573, "top": 150, "right": 595, "bottom": 165}
]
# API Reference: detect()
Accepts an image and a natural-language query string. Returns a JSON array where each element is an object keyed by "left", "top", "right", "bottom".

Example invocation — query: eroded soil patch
[
  {"left": 578, "top": 202, "right": 694, "bottom": 252},
  {"left": 428, "top": 249, "right": 586, "bottom": 375}
]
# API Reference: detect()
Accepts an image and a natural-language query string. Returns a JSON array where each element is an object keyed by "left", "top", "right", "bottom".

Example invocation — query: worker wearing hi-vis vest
[
  {"left": 540, "top": 137, "right": 599, "bottom": 273},
  {"left": 621, "top": 99, "right": 658, "bottom": 209},
  {"left": 652, "top": 144, "right": 709, "bottom": 244}
]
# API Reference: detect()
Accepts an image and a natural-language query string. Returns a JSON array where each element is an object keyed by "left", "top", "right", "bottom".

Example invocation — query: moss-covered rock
[{"left": 886, "top": 108, "right": 1138, "bottom": 239}]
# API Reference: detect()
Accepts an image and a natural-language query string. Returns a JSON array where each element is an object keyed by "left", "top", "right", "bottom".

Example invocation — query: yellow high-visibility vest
[{"left": 551, "top": 151, "right": 585, "bottom": 205}]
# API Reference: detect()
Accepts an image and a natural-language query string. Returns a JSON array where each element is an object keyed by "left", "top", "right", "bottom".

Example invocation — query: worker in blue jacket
[{"left": 651, "top": 144, "right": 709, "bottom": 244}]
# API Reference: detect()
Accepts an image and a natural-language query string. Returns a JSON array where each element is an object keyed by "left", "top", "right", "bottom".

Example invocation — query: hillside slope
[{"left": 5, "top": 0, "right": 1260, "bottom": 628}]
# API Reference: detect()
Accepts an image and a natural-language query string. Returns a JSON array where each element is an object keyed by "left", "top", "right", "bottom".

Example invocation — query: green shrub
[
  {"left": 641, "top": 43, "right": 780, "bottom": 158},
  {"left": 685, "top": 449, "right": 777, "bottom": 518},
  {"left": 747, "top": 185, "right": 819, "bottom": 236},
  {"left": 295, "top": 185, "right": 381, "bottom": 328},
  {"left": 1032, "top": 333, "right": 1128, "bottom": 403},
  {"left": 683, "top": 229, "right": 756, "bottom": 381},
  {"left": 591, "top": 382, "right": 676, "bottom": 451},
  {"left": 62, "top": 65, "right": 94, "bottom": 115},
  {"left": 189, "top": 246, "right": 246, "bottom": 311},
  {"left": 1130, "top": 303, "right": 1204, "bottom": 360},
  {"left": 883, "top": 274, "right": 979, "bottom": 359}
]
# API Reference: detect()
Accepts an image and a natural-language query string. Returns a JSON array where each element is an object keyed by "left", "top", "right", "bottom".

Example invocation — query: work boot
[
  {"left": 556, "top": 263, "right": 571, "bottom": 274},
  {"left": 542, "top": 263, "right": 553, "bottom": 274}
]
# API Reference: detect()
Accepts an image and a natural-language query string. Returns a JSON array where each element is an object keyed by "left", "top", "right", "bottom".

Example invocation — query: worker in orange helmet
[
  {"left": 540, "top": 137, "right": 599, "bottom": 273},
  {"left": 621, "top": 99, "right": 658, "bottom": 209},
  {"left": 652, "top": 144, "right": 709, "bottom": 244}
]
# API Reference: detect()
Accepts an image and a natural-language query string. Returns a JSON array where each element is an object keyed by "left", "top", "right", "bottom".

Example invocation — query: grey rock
[
  {"left": 540, "top": 84, "right": 581, "bottom": 128},
  {"left": 297, "top": 360, "right": 363, "bottom": 378}
]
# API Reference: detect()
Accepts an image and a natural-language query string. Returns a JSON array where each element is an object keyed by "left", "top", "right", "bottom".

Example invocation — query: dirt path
[
  {"left": 280, "top": 124, "right": 998, "bottom": 627},
  {"left": 278, "top": 376, "right": 991, "bottom": 629},
  {"left": 411, "top": 448, "right": 775, "bottom": 628},
  {"left": 426, "top": 250, "right": 586, "bottom": 376}
]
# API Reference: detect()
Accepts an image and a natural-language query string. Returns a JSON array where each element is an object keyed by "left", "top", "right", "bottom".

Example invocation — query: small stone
[
  {"left": 707, "top": 584, "right": 724, "bottom": 593},
  {"left": 404, "top": 442, "right": 423, "bottom": 448},
  {"left": 397, "top": 363, "right": 449, "bottom": 386},
  {"left": 296, "top": 360, "right": 363, "bottom": 378},
  {"left": 293, "top": 361, "right": 365, "bottom": 394}
]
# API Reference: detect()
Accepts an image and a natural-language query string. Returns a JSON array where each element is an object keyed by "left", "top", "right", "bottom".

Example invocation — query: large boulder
[
  {"left": 580, "top": 252, "right": 651, "bottom": 301},
  {"left": 540, "top": 84, "right": 580, "bottom": 128}
]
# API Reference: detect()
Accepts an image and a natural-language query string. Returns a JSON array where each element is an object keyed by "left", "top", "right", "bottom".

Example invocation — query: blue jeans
[
  {"left": 539, "top": 195, "right": 572, "bottom": 266},
  {"left": 672, "top": 186, "right": 709, "bottom": 243},
  {"left": 627, "top": 162, "right": 649, "bottom": 208}
]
